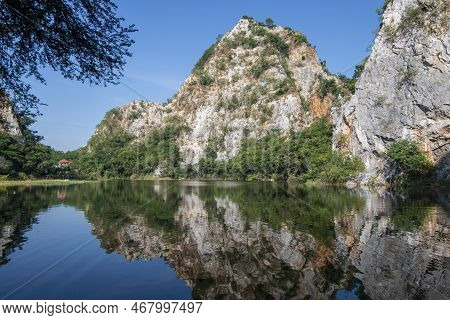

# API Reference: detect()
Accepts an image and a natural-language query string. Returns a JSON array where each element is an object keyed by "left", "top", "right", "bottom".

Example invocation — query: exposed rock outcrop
[
  {"left": 333, "top": 0, "right": 450, "bottom": 183},
  {"left": 0, "top": 93, "right": 21, "bottom": 137}
]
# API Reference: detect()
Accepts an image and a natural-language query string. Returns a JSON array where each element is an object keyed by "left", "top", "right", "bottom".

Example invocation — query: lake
[{"left": 0, "top": 181, "right": 448, "bottom": 299}]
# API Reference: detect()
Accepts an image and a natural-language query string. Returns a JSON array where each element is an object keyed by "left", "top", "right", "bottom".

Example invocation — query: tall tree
[{"left": 0, "top": 0, "right": 136, "bottom": 116}]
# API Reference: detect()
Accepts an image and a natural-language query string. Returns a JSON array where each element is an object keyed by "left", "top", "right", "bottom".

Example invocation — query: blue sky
[{"left": 30, "top": 0, "right": 383, "bottom": 151}]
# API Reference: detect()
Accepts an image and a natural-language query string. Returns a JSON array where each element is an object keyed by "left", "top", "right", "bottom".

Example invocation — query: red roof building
[{"left": 58, "top": 159, "right": 71, "bottom": 165}]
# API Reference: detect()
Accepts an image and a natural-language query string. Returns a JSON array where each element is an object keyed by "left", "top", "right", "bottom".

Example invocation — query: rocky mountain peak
[{"left": 92, "top": 16, "right": 350, "bottom": 168}]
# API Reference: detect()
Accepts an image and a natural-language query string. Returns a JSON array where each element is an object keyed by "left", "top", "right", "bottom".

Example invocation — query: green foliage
[
  {"left": 250, "top": 58, "right": 273, "bottom": 78},
  {"left": 337, "top": 74, "right": 356, "bottom": 95},
  {"left": 72, "top": 123, "right": 186, "bottom": 179},
  {"left": 140, "top": 126, "right": 183, "bottom": 178},
  {"left": 274, "top": 78, "right": 296, "bottom": 96},
  {"left": 353, "top": 58, "right": 367, "bottom": 81},
  {"left": 128, "top": 110, "right": 142, "bottom": 121},
  {"left": 398, "top": 66, "right": 417, "bottom": 86},
  {"left": 382, "top": 1, "right": 448, "bottom": 40},
  {"left": 245, "top": 91, "right": 258, "bottom": 106},
  {"left": 259, "top": 104, "right": 273, "bottom": 117},
  {"left": 0, "top": 112, "right": 78, "bottom": 179},
  {"left": 217, "top": 95, "right": 240, "bottom": 111},
  {"left": 335, "top": 58, "right": 368, "bottom": 94},
  {"left": 265, "top": 33, "right": 289, "bottom": 57},
  {"left": 196, "top": 119, "right": 363, "bottom": 183},
  {"left": 264, "top": 18, "right": 275, "bottom": 28},
  {"left": 251, "top": 25, "right": 268, "bottom": 37},
  {"left": 193, "top": 42, "right": 217, "bottom": 72},
  {"left": 317, "top": 75, "right": 339, "bottom": 99},
  {"left": 318, "top": 153, "right": 364, "bottom": 184},
  {"left": 383, "top": 24, "right": 398, "bottom": 41},
  {"left": 0, "top": 0, "right": 136, "bottom": 116},
  {"left": 227, "top": 35, "right": 259, "bottom": 49},
  {"left": 387, "top": 140, "right": 434, "bottom": 181},
  {"left": 292, "top": 33, "right": 309, "bottom": 46},
  {"left": 241, "top": 15, "right": 255, "bottom": 21},
  {"left": 73, "top": 132, "right": 136, "bottom": 179},
  {"left": 216, "top": 60, "right": 226, "bottom": 71},
  {"left": 196, "top": 71, "right": 214, "bottom": 86},
  {"left": 398, "top": 4, "right": 423, "bottom": 32},
  {"left": 300, "top": 96, "right": 310, "bottom": 111}
]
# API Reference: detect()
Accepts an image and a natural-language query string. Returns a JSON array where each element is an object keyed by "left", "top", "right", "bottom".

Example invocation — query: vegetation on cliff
[{"left": 387, "top": 140, "right": 435, "bottom": 185}]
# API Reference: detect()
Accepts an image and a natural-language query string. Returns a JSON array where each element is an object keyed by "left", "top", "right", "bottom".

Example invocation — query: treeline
[
  {"left": 66, "top": 118, "right": 364, "bottom": 184},
  {"left": 2, "top": 115, "right": 437, "bottom": 185},
  {"left": 70, "top": 124, "right": 184, "bottom": 179}
]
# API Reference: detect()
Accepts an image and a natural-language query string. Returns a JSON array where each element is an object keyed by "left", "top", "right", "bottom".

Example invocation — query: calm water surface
[{"left": 0, "top": 181, "right": 448, "bottom": 299}]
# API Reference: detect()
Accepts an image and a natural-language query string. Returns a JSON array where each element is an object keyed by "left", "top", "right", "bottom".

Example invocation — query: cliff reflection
[{"left": 0, "top": 181, "right": 448, "bottom": 299}]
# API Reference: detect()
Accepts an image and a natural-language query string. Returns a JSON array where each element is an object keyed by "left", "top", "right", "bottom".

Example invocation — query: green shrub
[
  {"left": 251, "top": 25, "right": 268, "bottom": 37},
  {"left": 228, "top": 35, "right": 259, "bottom": 49},
  {"left": 217, "top": 95, "right": 240, "bottom": 111},
  {"left": 399, "top": 66, "right": 417, "bottom": 86},
  {"left": 319, "top": 153, "right": 364, "bottom": 183},
  {"left": 231, "top": 74, "right": 240, "bottom": 82},
  {"left": 300, "top": 96, "right": 310, "bottom": 111},
  {"left": 292, "top": 33, "right": 309, "bottom": 45},
  {"left": 387, "top": 140, "right": 434, "bottom": 180},
  {"left": 265, "top": 33, "right": 289, "bottom": 57},
  {"left": 197, "top": 71, "right": 214, "bottom": 86},
  {"left": 245, "top": 91, "right": 258, "bottom": 106},
  {"left": 337, "top": 74, "right": 356, "bottom": 95},
  {"left": 274, "top": 78, "right": 295, "bottom": 96},
  {"left": 264, "top": 18, "right": 275, "bottom": 28},
  {"left": 251, "top": 58, "right": 272, "bottom": 78},
  {"left": 128, "top": 110, "right": 142, "bottom": 121},
  {"left": 317, "top": 75, "right": 339, "bottom": 99},
  {"left": 216, "top": 61, "right": 226, "bottom": 71}
]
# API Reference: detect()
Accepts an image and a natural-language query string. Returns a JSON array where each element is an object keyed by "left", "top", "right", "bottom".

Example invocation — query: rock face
[
  {"left": 0, "top": 93, "right": 21, "bottom": 137},
  {"left": 333, "top": 0, "right": 450, "bottom": 183},
  {"left": 93, "top": 17, "right": 348, "bottom": 169}
]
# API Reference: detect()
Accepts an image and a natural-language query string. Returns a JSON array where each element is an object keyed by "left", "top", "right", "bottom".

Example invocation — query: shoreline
[
  {"left": 0, "top": 178, "right": 447, "bottom": 190},
  {"left": 0, "top": 179, "right": 90, "bottom": 187}
]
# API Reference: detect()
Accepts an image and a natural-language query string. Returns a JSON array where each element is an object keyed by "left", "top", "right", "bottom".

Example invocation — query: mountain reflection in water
[{"left": 0, "top": 181, "right": 448, "bottom": 299}]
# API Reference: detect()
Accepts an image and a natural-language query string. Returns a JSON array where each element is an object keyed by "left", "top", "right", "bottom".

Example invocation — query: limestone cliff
[
  {"left": 92, "top": 17, "right": 349, "bottom": 169},
  {"left": 333, "top": 0, "right": 449, "bottom": 183},
  {"left": 0, "top": 93, "right": 21, "bottom": 137}
]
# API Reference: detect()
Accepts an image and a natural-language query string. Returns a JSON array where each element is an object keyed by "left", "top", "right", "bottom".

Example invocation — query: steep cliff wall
[{"left": 333, "top": 0, "right": 449, "bottom": 183}]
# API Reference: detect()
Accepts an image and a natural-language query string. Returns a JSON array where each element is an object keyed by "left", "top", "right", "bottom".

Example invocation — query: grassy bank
[{"left": 0, "top": 179, "right": 90, "bottom": 187}]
